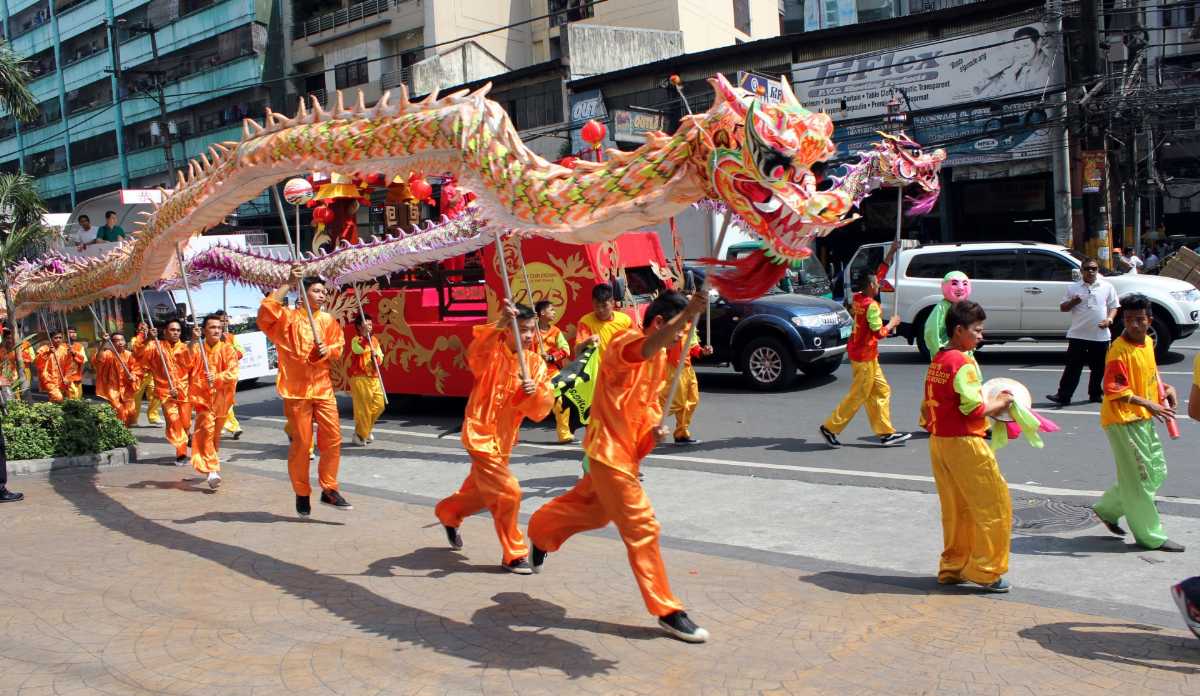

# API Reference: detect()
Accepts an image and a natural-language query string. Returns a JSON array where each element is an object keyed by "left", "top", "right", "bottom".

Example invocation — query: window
[
  {"left": 1022, "top": 252, "right": 1074, "bottom": 282},
  {"left": 499, "top": 80, "right": 563, "bottom": 131},
  {"left": 549, "top": 0, "right": 594, "bottom": 27},
  {"left": 334, "top": 58, "right": 369, "bottom": 89},
  {"left": 962, "top": 251, "right": 1021, "bottom": 281},
  {"left": 733, "top": 0, "right": 751, "bottom": 34},
  {"left": 905, "top": 252, "right": 961, "bottom": 279}
]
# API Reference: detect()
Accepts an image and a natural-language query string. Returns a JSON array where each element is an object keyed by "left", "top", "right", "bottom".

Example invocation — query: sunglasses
[{"left": 1082, "top": 267, "right": 1099, "bottom": 272}]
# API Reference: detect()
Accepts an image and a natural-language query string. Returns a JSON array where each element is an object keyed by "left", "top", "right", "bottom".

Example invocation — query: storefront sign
[
  {"left": 737, "top": 71, "right": 784, "bottom": 104},
  {"left": 569, "top": 89, "right": 614, "bottom": 156},
  {"left": 1082, "top": 151, "right": 1105, "bottom": 193},
  {"left": 612, "top": 109, "right": 665, "bottom": 143}
]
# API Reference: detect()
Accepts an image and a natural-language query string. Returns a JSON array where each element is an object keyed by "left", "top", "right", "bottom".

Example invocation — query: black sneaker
[
  {"left": 674, "top": 436, "right": 700, "bottom": 446},
  {"left": 504, "top": 557, "right": 534, "bottom": 575},
  {"left": 1156, "top": 539, "right": 1186, "bottom": 552},
  {"left": 879, "top": 432, "right": 912, "bottom": 446},
  {"left": 175, "top": 454, "right": 189, "bottom": 466},
  {"left": 657, "top": 611, "right": 709, "bottom": 643},
  {"left": 296, "top": 495, "right": 311, "bottom": 517},
  {"left": 320, "top": 489, "right": 353, "bottom": 510},
  {"left": 1100, "top": 518, "right": 1126, "bottom": 536},
  {"left": 0, "top": 488, "right": 24, "bottom": 503},
  {"left": 1045, "top": 394, "right": 1069, "bottom": 406},
  {"left": 818, "top": 425, "right": 841, "bottom": 448},
  {"left": 1089, "top": 395, "right": 1103, "bottom": 404},
  {"left": 232, "top": 430, "right": 243, "bottom": 440},
  {"left": 445, "top": 525, "right": 463, "bottom": 550},
  {"left": 531, "top": 545, "right": 547, "bottom": 574}
]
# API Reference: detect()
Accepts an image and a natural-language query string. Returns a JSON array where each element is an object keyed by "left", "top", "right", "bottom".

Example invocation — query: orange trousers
[
  {"left": 161, "top": 397, "right": 192, "bottom": 457},
  {"left": 528, "top": 462, "right": 684, "bottom": 617},
  {"left": 436, "top": 449, "right": 528, "bottom": 564},
  {"left": 284, "top": 397, "right": 342, "bottom": 496},
  {"left": 66, "top": 381, "right": 82, "bottom": 400},
  {"left": 190, "top": 406, "right": 229, "bottom": 474},
  {"left": 43, "top": 383, "right": 63, "bottom": 403},
  {"left": 102, "top": 392, "right": 136, "bottom": 427}
]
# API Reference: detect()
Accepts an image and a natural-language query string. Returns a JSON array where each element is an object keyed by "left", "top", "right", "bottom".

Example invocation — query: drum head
[{"left": 982, "top": 377, "right": 1031, "bottom": 422}]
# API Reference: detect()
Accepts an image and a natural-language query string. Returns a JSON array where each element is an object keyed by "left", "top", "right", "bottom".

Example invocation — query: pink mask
[{"left": 941, "top": 272, "right": 971, "bottom": 302}]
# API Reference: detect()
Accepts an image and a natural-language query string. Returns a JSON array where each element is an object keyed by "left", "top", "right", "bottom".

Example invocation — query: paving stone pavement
[{"left": 3, "top": 463, "right": 1200, "bottom": 696}]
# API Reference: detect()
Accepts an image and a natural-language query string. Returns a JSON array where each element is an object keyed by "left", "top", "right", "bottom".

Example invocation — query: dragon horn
[
  {"left": 470, "top": 83, "right": 493, "bottom": 99},
  {"left": 355, "top": 90, "right": 367, "bottom": 112},
  {"left": 373, "top": 90, "right": 392, "bottom": 117},
  {"left": 778, "top": 75, "right": 800, "bottom": 106},
  {"left": 176, "top": 170, "right": 187, "bottom": 189},
  {"left": 335, "top": 90, "right": 348, "bottom": 116},
  {"left": 421, "top": 86, "right": 440, "bottom": 106},
  {"left": 295, "top": 96, "right": 308, "bottom": 120},
  {"left": 710, "top": 73, "right": 748, "bottom": 118},
  {"left": 312, "top": 94, "right": 329, "bottom": 120},
  {"left": 398, "top": 84, "right": 410, "bottom": 108},
  {"left": 242, "top": 118, "right": 264, "bottom": 138},
  {"left": 198, "top": 151, "right": 212, "bottom": 171}
]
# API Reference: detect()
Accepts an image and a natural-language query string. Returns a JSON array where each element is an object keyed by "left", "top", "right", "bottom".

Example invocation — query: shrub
[{"left": 2, "top": 399, "right": 134, "bottom": 460}]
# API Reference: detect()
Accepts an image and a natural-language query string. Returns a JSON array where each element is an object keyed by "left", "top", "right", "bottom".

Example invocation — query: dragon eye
[{"left": 757, "top": 147, "right": 793, "bottom": 181}]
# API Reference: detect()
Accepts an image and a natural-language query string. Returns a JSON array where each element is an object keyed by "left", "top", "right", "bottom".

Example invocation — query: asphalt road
[{"left": 226, "top": 335, "right": 1200, "bottom": 513}]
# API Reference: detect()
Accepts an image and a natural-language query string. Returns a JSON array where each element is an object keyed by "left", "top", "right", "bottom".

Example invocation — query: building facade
[{"left": 0, "top": 0, "right": 285, "bottom": 213}]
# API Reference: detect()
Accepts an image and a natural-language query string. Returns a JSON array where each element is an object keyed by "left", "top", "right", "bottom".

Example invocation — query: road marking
[
  {"left": 254, "top": 417, "right": 1200, "bottom": 506},
  {"left": 1009, "top": 367, "right": 1194, "bottom": 376}
]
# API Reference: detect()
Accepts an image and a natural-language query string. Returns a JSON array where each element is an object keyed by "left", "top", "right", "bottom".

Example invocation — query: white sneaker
[
  {"left": 366, "top": 434, "right": 374, "bottom": 443},
  {"left": 309, "top": 451, "right": 315, "bottom": 461},
  {"left": 353, "top": 434, "right": 367, "bottom": 446},
  {"left": 207, "top": 472, "right": 221, "bottom": 490}
]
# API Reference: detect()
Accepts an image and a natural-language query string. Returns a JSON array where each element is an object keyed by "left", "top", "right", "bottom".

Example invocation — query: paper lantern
[
  {"left": 365, "top": 172, "right": 386, "bottom": 187},
  {"left": 581, "top": 119, "right": 606, "bottom": 147},
  {"left": 283, "top": 178, "right": 314, "bottom": 205},
  {"left": 408, "top": 175, "right": 432, "bottom": 202},
  {"left": 312, "top": 205, "right": 334, "bottom": 224}
]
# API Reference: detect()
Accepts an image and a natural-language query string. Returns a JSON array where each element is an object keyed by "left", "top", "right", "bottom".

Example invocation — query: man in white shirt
[
  {"left": 1047, "top": 258, "right": 1120, "bottom": 406},
  {"left": 72, "top": 214, "right": 96, "bottom": 251}
]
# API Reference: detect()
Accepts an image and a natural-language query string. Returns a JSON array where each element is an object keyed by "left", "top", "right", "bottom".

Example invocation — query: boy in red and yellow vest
[
  {"left": 924, "top": 300, "right": 1015, "bottom": 593},
  {"left": 820, "top": 244, "right": 909, "bottom": 447},
  {"left": 527, "top": 290, "right": 712, "bottom": 643},
  {"left": 535, "top": 300, "right": 574, "bottom": 443},
  {"left": 1094, "top": 294, "right": 1184, "bottom": 552},
  {"left": 436, "top": 299, "right": 554, "bottom": 573}
]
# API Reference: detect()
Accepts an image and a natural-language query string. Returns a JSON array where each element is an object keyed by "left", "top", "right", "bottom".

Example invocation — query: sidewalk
[{"left": 2, "top": 462, "right": 1197, "bottom": 695}]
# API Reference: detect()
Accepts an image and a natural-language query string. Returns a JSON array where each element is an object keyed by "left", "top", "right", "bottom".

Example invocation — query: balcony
[
  {"left": 122, "top": 54, "right": 263, "bottom": 123},
  {"left": 381, "top": 67, "right": 411, "bottom": 91},
  {"left": 10, "top": 21, "right": 53, "bottom": 55},
  {"left": 293, "top": 0, "right": 412, "bottom": 39},
  {"left": 35, "top": 169, "right": 73, "bottom": 199}
]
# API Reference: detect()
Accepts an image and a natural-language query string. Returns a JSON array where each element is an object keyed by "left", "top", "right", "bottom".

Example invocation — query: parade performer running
[
  {"left": 1094, "top": 294, "right": 1184, "bottom": 552},
  {"left": 436, "top": 299, "right": 554, "bottom": 573},
  {"left": 925, "top": 300, "right": 1014, "bottom": 592},
  {"left": 139, "top": 319, "right": 193, "bottom": 465},
  {"left": 528, "top": 289, "right": 711, "bottom": 643},
  {"left": 215, "top": 311, "right": 245, "bottom": 440},
  {"left": 348, "top": 316, "right": 385, "bottom": 446},
  {"left": 535, "top": 300, "right": 574, "bottom": 444},
  {"left": 189, "top": 314, "right": 240, "bottom": 490},
  {"left": 257, "top": 266, "right": 349, "bottom": 516},
  {"left": 33, "top": 330, "right": 67, "bottom": 403},
  {"left": 93, "top": 332, "right": 137, "bottom": 426},
  {"left": 130, "top": 322, "right": 163, "bottom": 425},
  {"left": 62, "top": 327, "right": 87, "bottom": 400},
  {"left": 0, "top": 328, "right": 33, "bottom": 400},
  {"left": 820, "top": 243, "right": 909, "bottom": 448}
]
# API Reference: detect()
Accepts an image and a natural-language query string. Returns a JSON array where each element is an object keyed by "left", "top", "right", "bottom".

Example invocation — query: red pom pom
[
  {"left": 702, "top": 249, "right": 790, "bottom": 302},
  {"left": 557, "top": 155, "right": 577, "bottom": 168},
  {"left": 408, "top": 176, "right": 432, "bottom": 201}
]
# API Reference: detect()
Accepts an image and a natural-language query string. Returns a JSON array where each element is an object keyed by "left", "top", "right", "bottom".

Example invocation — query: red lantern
[
  {"left": 408, "top": 175, "right": 432, "bottom": 202},
  {"left": 365, "top": 172, "right": 386, "bottom": 187},
  {"left": 581, "top": 119, "right": 606, "bottom": 146},
  {"left": 312, "top": 204, "right": 334, "bottom": 224}
]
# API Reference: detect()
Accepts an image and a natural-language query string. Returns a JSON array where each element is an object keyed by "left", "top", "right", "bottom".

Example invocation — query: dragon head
[
  {"left": 876, "top": 131, "right": 947, "bottom": 216},
  {"left": 706, "top": 74, "right": 855, "bottom": 264}
]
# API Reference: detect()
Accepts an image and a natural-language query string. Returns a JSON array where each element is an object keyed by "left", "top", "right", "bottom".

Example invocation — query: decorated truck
[{"left": 336, "top": 232, "right": 671, "bottom": 398}]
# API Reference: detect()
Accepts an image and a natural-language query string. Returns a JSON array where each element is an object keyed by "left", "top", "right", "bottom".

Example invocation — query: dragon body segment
[{"left": 10, "top": 73, "right": 917, "bottom": 315}]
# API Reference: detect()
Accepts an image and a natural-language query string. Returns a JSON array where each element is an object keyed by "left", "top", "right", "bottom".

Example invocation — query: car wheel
[
  {"left": 1150, "top": 314, "right": 1173, "bottom": 360},
  {"left": 799, "top": 355, "right": 842, "bottom": 378},
  {"left": 740, "top": 336, "right": 795, "bottom": 391}
]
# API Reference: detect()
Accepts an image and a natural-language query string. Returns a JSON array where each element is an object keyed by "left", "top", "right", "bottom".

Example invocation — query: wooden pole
[
  {"left": 352, "top": 284, "right": 389, "bottom": 406},
  {"left": 175, "top": 245, "right": 212, "bottom": 385},
  {"left": 136, "top": 290, "right": 177, "bottom": 396},
  {"left": 271, "top": 185, "right": 322, "bottom": 348},
  {"left": 492, "top": 229, "right": 530, "bottom": 381},
  {"left": 86, "top": 304, "right": 134, "bottom": 381}
]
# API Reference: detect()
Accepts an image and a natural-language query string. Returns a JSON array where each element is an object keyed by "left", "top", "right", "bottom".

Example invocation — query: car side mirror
[
  {"left": 1071, "top": 268, "right": 1082, "bottom": 283},
  {"left": 708, "top": 288, "right": 722, "bottom": 303}
]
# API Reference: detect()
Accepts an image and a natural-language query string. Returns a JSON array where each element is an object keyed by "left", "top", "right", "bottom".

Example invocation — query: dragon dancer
[
  {"left": 528, "top": 290, "right": 711, "bottom": 643},
  {"left": 93, "top": 332, "right": 138, "bottom": 426},
  {"left": 138, "top": 319, "right": 194, "bottom": 465},
  {"left": 61, "top": 327, "right": 87, "bottom": 400},
  {"left": 33, "top": 329, "right": 68, "bottom": 403},
  {"left": 215, "top": 310, "right": 245, "bottom": 440},
  {"left": 436, "top": 299, "right": 554, "bottom": 574},
  {"left": 130, "top": 322, "right": 163, "bottom": 425},
  {"left": 258, "top": 266, "right": 349, "bottom": 516},
  {"left": 189, "top": 314, "right": 241, "bottom": 490},
  {"left": 349, "top": 316, "right": 386, "bottom": 446},
  {"left": 535, "top": 300, "right": 574, "bottom": 444}
]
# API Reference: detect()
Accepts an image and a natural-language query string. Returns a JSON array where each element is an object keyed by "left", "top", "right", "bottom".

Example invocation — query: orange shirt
[
  {"left": 33, "top": 343, "right": 68, "bottom": 388},
  {"left": 93, "top": 348, "right": 135, "bottom": 403},
  {"left": 348, "top": 335, "right": 383, "bottom": 379},
  {"left": 0, "top": 343, "right": 32, "bottom": 385},
  {"left": 461, "top": 325, "right": 554, "bottom": 458},
  {"left": 583, "top": 327, "right": 673, "bottom": 474},
  {"left": 190, "top": 339, "right": 240, "bottom": 412},
  {"left": 139, "top": 339, "right": 192, "bottom": 400},
  {"left": 256, "top": 297, "right": 345, "bottom": 400},
  {"left": 61, "top": 341, "right": 86, "bottom": 383}
]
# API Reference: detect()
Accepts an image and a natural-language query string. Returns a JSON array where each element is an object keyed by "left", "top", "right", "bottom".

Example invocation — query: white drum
[{"left": 981, "top": 377, "right": 1031, "bottom": 422}]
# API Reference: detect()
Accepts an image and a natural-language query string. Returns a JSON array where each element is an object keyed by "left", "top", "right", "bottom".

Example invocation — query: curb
[{"left": 9, "top": 445, "right": 139, "bottom": 476}]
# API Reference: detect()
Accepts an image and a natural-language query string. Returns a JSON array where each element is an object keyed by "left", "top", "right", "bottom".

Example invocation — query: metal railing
[
  {"left": 293, "top": 0, "right": 412, "bottom": 39},
  {"left": 380, "top": 67, "right": 410, "bottom": 90}
]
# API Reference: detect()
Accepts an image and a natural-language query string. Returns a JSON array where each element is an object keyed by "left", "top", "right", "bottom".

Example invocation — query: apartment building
[{"left": 0, "top": 0, "right": 282, "bottom": 213}]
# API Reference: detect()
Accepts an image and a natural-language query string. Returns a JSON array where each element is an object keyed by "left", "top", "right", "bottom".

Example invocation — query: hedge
[{"left": 2, "top": 400, "right": 136, "bottom": 460}]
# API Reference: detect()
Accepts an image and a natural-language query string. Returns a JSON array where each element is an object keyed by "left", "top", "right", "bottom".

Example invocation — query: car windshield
[{"left": 1066, "top": 249, "right": 1119, "bottom": 277}]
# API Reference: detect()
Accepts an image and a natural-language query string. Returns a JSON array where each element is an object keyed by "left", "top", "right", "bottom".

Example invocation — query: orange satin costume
[
  {"left": 33, "top": 344, "right": 68, "bottom": 402},
  {"left": 139, "top": 339, "right": 193, "bottom": 458},
  {"left": 62, "top": 341, "right": 86, "bottom": 400},
  {"left": 436, "top": 325, "right": 554, "bottom": 564},
  {"left": 529, "top": 328, "right": 686, "bottom": 618},
  {"left": 0, "top": 342, "right": 33, "bottom": 393},
  {"left": 93, "top": 347, "right": 138, "bottom": 425},
  {"left": 257, "top": 297, "right": 345, "bottom": 497},
  {"left": 189, "top": 340, "right": 240, "bottom": 474}
]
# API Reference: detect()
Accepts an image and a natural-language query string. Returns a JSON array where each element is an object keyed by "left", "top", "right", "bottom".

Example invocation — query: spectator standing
[
  {"left": 95, "top": 210, "right": 128, "bottom": 243},
  {"left": 1047, "top": 259, "right": 1119, "bottom": 406},
  {"left": 72, "top": 214, "right": 96, "bottom": 251}
]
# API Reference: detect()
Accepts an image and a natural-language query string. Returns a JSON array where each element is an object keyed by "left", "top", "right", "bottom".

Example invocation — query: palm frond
[
  {"left": 0, "top": 223, "right": 54, "bottom": 266},
  {"left": 0, "top": 41, "right": 37, "bottom": 123},
  {"left": 0, "top": 172, "right": 45, "bottom": 229}
]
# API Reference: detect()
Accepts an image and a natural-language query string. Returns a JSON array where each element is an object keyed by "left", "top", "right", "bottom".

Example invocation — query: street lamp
[{"left": 884, "top": 92, "right": 908, "bottom": 135}]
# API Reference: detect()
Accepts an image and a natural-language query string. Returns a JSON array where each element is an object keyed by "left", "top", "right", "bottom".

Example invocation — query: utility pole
[
  {"left": 1047, "top": 0, "right": 1073, "bottom": 248},
  {"left": 102, "top": 17, "right": 131, "bottom": 188},
  {"left": 146, "top": 28, "right": 176, "bottom": 179}
]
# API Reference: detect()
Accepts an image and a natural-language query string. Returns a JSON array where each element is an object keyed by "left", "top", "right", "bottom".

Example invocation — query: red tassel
[{"left": 700, "top": 249, "right": 789, "bottom": 301}]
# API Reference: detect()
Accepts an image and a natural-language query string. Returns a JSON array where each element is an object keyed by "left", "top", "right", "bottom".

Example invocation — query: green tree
[{"left": 0, "top": 40, "right": 38, "bottom": 123}]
